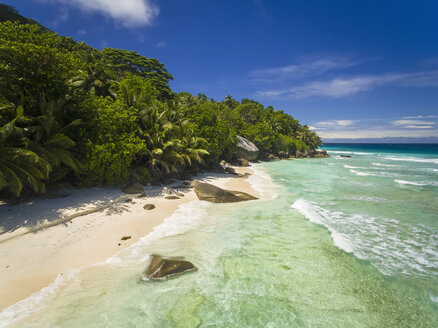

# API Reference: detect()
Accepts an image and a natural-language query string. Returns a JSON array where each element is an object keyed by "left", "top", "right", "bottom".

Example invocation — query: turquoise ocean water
[{"left": 1, "top": 144, "right": 438, "bottom": 327}]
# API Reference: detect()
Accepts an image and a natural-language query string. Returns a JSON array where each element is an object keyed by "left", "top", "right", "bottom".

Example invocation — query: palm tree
[
  {"left": 175, "top": 119, "right": 209, "bottom": 166},
  {"left": 70, "top": 52, "right": 117, "bottom": 99},
  {"left": 26, "top": 99, "right": 82, "bottom": 184},
  {"left": 0, "top": 103, "right": 50, "bottom": 196},
  {"left": 137, "top": 101, "right": 208, "bottom": 179}
]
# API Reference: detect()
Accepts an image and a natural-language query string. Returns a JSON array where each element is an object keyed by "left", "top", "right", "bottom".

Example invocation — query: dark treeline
[{"left": 0, "top": 19, "right": 321, "bottom": 199}]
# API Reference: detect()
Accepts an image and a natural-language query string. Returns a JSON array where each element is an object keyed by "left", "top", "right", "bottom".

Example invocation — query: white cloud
[
  {"left": 317, "top": 128, "right": 438, "bottom": 139},
  {"left": 250, "top": 58, "right": 356, "bottom": 82},
  {"left": 51, "top": 6, "right": 69, "bottom": 27},
  {"left": 155, "top": 41, "right": 167, "bottom": 48},
  {"left": 310, "top": 116, "right": 438, "bottom": 139},
  {"left": 392, "top": 119, "right": 436, "bottom": 126},
  {"left": 255, "top": 70, "right": 438, "bottom": 99},
  {"left": 404, "top": 125, "right": 434, "bottom": 129},
  {"left": 54, "top": 0, "right": 159, "bottom": 27},
  {"left": 403, "top": 115, "right": 438, "bottom": 119},
  {"left": 315, "top": 120, "right": 355, "bottom": 127}
]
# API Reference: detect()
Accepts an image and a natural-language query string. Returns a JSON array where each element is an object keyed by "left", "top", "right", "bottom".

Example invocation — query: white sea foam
[
  {"left": 344, "top": 165, "right": 362, "bottom": 169},
  {"left": 433, "top": 169, "right": 438, "bottom": 172},
  {"left": 350, "top": 169, "right": 372, "bottom": 176},
  {"left": 372, "top": 162, "right": 398, "bottom": 167},
  {"left": 291, "top": 198, "right": 438, "bottom": 278},
  {"left": 430, "top": 293, "right": 438, "bottom": 304},
  {"left": 349, "top": 169, "right": 402, "bottom": 178},
  {"left": 328, "top": 150, "right": 352, "bottom": 154},
  {"left": 0, "top": 269, "right": 81, "bottom": 328},
  {"left": 247, "top": 165, "right": 278, "bottom": 199},
  {"left": 395, "top": 180, "right": 427, "bottom": 186},
  {"left": 329, "top": 151, "right": 373, "bottom": 155},
  {"left": 346, "top": 195, "right": 388, "bottom": 202},
  {"left": 106, "top": 201, "right": 210, "bottom": 265},
  {"left": 384, "top": 156, "right": 438, "bottom": 164}
]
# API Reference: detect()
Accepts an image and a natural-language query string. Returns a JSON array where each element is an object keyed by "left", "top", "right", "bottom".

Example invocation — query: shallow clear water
[{"left": 2, "top": 144, "right": 438, "bottom": 327}]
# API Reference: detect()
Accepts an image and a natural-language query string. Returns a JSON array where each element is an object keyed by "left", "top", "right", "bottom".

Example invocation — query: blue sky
[{"left": 7, "top": 0, "right": 438, "bottom": 140}]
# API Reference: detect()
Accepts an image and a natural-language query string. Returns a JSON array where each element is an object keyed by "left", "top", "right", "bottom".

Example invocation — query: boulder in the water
[
  {"left": 143, "top": 255, "right": 196, "bottom": 280},
  {"left": 340, "top": 155, "right": 352, "bottom": 158},
  {"left": 190, "top": 180, "right": 257, "bottom": 203},
  {"left": 235, "top": 136, "right": 259, "bottom": 161}
]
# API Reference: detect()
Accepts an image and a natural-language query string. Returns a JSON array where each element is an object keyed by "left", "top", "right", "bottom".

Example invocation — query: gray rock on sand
[
  {"left": 122, "top": 182, "right": 146, "bottom": 196},
  {"left": 220, "top": 160, "right": 232, "bottom": 167},
  {"left": 143, "top": 204, "right": 156, "bottom": 210},
  {"left": 224, "top": 167, "right": 238, "bottom": 175},
  {"left": 236, "top": 158, "right": 250, "bottom": 167},
  {"left": 235, "top": 135, "right": 259, "bottom": 161},
  {"left": 163, "top": 188, "right": 173, "bottom": 195},
  {"left": 165, "top": 195, "right": 180, "bottom": 200},
  {"left": 190, "top": 180, "right": 257, "bottom": 203},
  {"left": 143, "top": 255, "right": 196, "bottom": 280}
]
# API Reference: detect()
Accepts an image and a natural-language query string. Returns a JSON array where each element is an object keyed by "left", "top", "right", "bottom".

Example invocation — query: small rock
[
  {"left": 163, "top": 188, "right": 173, "bottom": 195},
  {"left": 121, "top": 236, "right": 131, "bottom": 241},
  {"left": 122, "top": 182, "right": 145, "bottom": 196},
  {"left": 225, "top": 167, "right": 238, "bottom": 175},
  {"left": 165, "top": 195, "right": 180, "bottom": 200},
  {"left": 143, "top": 204, "right": 156, "bottom": 210},
  {"left": 173, "top": 184, "right": 190, "bottom": 189},
  {"left": 220, "top": 160, "right": 232, "bottom": 167},
  {"left": 236, "top": 158, "right": 250, "bottom": 167},
  {"left": 118, "top": 243, "right": 121, "bottom": 246},
  {"left": 175, "top": 192, "right": 184, "bottom": 197},
  {"left": 142, "top": 255, "right": 196, "bottom": 280},
  {"left": 340, "top": 155, "right": 352, "bottom": 158}
]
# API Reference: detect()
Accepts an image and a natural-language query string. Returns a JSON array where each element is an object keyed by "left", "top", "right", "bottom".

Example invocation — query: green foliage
[
  {"left": 26, "top": 99, "right": 83, "bottom": 184},
  {"left": 118, "top": 75, "right": 159, "bottom": 108},
  {"left": 78, "top": 97, "right": 147, "bottom": 186},
  {"left": 0, "top": 14, "right": 321, "bottom": 199},
  {"left": 179, "top": 99, "right": 236, "bottom": 162},
  {"left": 241, "top": 122, "right": 276, "bottom": 152},
  {"left": 0, "top": 4, "right": 49, "bottom": 31},
  {"left": 102, "top": 48, "right": 174, "bottom": 100},
  {"left": 0, "top": 103, "right": 50, "bottom": 196},
  {"left": 0, "top": 22, "right": 81, "bottom": 110},
  {"left": 70, "top": 51, "right": 117, "bottom": 99}
]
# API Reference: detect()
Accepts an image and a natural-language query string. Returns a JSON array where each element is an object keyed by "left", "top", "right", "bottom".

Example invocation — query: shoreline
[{"left": 0, "top": 166, "right": 260, "bottom": 312}]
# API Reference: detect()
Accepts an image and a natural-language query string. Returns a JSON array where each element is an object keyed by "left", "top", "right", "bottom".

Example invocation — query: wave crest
[{"left": 291, "top": 198, "right": 438, "bottom": 278}]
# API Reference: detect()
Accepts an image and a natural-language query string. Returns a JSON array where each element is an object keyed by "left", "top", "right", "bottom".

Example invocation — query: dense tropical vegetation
[{"left": 0, "top": 10, "right": 321, "bottom": 199}]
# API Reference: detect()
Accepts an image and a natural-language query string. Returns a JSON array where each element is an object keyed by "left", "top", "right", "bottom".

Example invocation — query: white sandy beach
[{"left": 0, "top": 167, "right": 258, "bottom": 311}]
